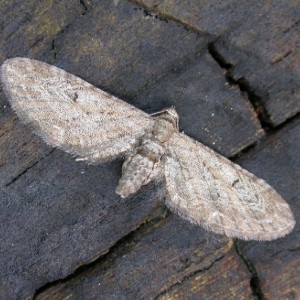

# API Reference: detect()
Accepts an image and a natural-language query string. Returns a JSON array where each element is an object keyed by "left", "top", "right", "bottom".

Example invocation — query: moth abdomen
[{"left": 116, "top": 140, "right": 164, "bottom": 198}]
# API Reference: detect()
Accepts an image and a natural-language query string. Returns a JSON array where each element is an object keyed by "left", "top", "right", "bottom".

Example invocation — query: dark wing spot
[
  {"left": 232, "top": 179, "right": 240, "bottom": 187},
  {"left": 72, "top": 92, "right": 79, "bottom": 103}
]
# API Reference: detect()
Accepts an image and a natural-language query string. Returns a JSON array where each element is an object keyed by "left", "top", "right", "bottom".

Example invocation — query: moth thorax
[
  {"left": 152, "top": 117, "right": 177, "bottom": 144},
  {"left": 140, "top": 140, "right": 165, "bottom": 161}
]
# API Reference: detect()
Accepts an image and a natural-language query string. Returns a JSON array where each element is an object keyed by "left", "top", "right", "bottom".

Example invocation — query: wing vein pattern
[
  {"left": 164, "top": 133, "right": 295, "bottom": 240},
  {"left": 1, "top": 58, "right": 153, "bottom": 163}
]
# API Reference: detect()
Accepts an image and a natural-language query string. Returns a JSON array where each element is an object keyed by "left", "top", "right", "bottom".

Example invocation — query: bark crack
[
  {"left": 270, "top": 246, "right": 300, "bottom": 258},
  {"left": 50, "top": 39, "right": 57, "bottom": 62},
  {"left": 230, "top": 113, "right": 300, "bottom": 160},
  {"left": 0, "top": 129, "right": 10, "bottom": 138},
  {"left": 234, "top": 241, "right": 265, "bottom": 300},
  {"left": 48, "top": 0, "right": 90, "bottom": 63},
  {"left": 79, "top": 0, "right": 88, "bottom": 14},
  {"left": 129, "top": 0, "right": 211, "bottom": 35},
  {"left": 5, "top": 148, "right": 55, "bottom": 187},
  {"left": 153, "top": 254, "right": 227, "bottom": 300},
  {"left": 33, "top": 214, "right": 167, "bottom": 299},
  {"left": 208, "top": 42, "right": 272, "bottom": 130}
]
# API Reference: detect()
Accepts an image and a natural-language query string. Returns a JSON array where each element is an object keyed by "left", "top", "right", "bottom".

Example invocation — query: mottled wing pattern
[
  {"left": 164, "top": 133, "right": 295, "bottom": 240},
  {"left": 1, "top": 58, "right": 153, "bottom": 163}
]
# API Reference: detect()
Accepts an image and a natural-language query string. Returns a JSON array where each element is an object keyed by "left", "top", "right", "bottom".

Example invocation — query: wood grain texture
[
  {"left": 36, "top": 216, "right": 239, "bottom": 300},
  {"left": 135, "top": 0, "right": 300, "bottom": 125},
  {"left": 0, "top": 149, "right": 164, "bottom": 299},
  {"left": 157, "top": 250, "right": 253, "bottom": 300},
  {"left": 0, "top": 96, "right": 52, "bottom": 187},
  {"left": 0, "top": 0, "right": 84, "bottom": 61}
]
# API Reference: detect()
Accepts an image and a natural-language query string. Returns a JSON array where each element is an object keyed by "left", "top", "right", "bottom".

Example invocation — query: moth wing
[
  {"left": 164, "top": 133, "right": 295, "bottom": 240},
  {"left": 1, "top": 58, "right": 153, "bottom": 163}
]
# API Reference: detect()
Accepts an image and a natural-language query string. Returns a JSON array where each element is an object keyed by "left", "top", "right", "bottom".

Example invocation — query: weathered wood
[
  {"left": 0, "top": 148, "right": 164, "bottom": 299},
  {"left": 0, "top": 0, "right": 85, "bottom": 61},
  {"left": 157, "top": 250, "right": 253, "bottom": 300},
  {"left": 135, "top": 0, "right": 300, "bottom": 125},
  {"left": 0, "top": 104, "right": 51, "bottom": 187},
  {"left": 36, "top": 217, "right": 250, "bottom": 300},
  {"left": 131, "top": 0, "right": 261, "bottom": 36}
]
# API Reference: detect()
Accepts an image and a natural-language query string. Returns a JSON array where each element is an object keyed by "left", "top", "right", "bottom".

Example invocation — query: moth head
[{"left": 151, "top": 106, "right": 179, "bottom": 129}]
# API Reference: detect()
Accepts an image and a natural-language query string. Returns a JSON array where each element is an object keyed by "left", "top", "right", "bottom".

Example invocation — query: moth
[{"left": 0, "top": 58, "right": 295, "bottom": 241}]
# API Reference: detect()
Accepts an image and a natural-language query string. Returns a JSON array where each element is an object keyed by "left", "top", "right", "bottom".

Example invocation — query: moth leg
[{"left": 75, "top": 152, "right": 107, "bottom": 164}]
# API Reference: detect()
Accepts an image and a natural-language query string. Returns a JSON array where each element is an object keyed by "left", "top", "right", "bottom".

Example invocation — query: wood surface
[{"left": 0, "top": 0, "right": 299, "bottom": 299}]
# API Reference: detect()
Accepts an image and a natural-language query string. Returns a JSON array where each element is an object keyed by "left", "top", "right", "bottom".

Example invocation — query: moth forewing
[{"left": 0, "top": 57, "right": 153, "bottom": 163}]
